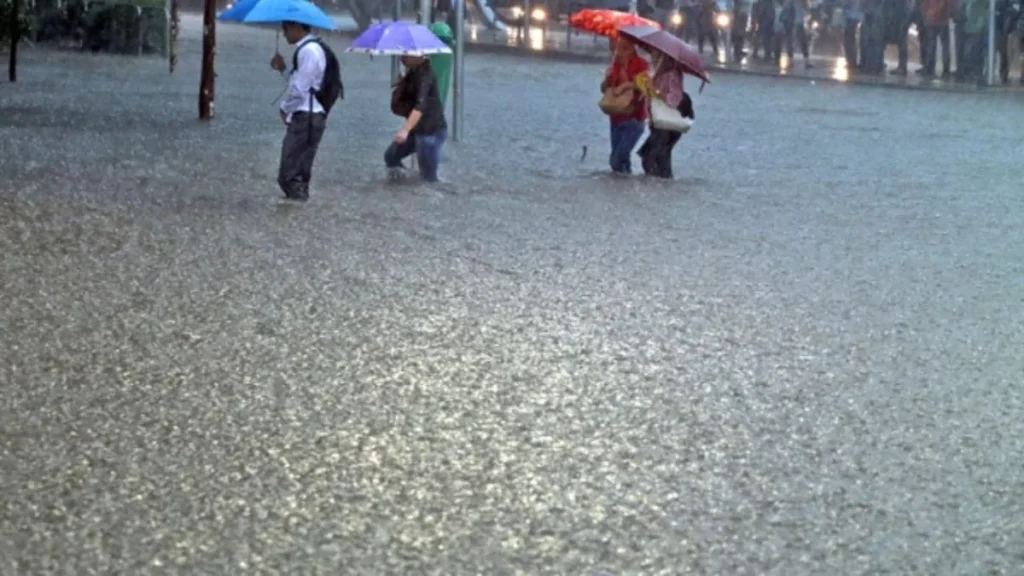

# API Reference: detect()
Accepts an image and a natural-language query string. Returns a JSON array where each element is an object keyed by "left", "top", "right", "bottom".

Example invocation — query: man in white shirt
[{"left": 270, "top": 21, "right": 327, "bottom": 201}]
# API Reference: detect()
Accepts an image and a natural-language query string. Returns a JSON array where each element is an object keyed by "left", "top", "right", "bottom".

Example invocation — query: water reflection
[
  {"left": 470, "top": 24, "right": 479, "bottom": 42},
  {"left": 833, "top": 58, "right": 850, "bottom": 82},
  {"left": 529, "top": 27, "right": 544, "bottom": 51},
  {"left": 778, "top": 54, "right": 789, "bottom": 74},
  {"left": 504, "top": 26, "right": 545, "bottom": 50}
]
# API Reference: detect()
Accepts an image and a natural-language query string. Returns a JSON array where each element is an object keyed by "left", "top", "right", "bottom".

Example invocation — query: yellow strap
[{"left": 632, "top": 72, "right": 660, "bottom": 99}]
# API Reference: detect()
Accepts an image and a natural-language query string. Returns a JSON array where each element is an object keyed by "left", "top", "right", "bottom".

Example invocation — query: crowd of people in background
[
  {"left": 656, "top": 0, "right": 1022, "bottom": 82},
  {"left": 667, "top": 0, "right": 818, "bottom": 68},
  {"left": 842, "top": 0, "right": 1023, "bottom": 83}
]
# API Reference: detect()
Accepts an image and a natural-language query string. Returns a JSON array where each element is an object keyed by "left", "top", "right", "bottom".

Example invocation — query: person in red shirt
[
  {"left": 921, "top": 0, "right": 953, "bottom": 77},
  {"left": 600, "top": 36, "right": 650, "bottom": 175}
]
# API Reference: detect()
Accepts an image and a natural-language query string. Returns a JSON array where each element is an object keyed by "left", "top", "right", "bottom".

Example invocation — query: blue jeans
[
  {"left": 609, "top": 120, "right": 645, "bottom": 174},
  {"left": 384, "top": 128, "right": 448, "bottom": 182}
]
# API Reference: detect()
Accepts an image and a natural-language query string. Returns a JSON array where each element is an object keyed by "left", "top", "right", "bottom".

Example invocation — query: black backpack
[{"left": 292, "top": 37, "right": 344, "bottom": 116}]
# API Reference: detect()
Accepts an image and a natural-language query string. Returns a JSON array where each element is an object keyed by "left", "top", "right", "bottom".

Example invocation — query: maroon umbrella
[{"left": 617, "top": 25, "right": 710, "bottom": 88}]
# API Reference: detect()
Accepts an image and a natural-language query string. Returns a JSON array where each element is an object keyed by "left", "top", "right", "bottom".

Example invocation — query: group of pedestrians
[
  {"left": 673, "top": 0, "right": 817, "bottom": 68},
  {"left": 271, "top": 19, "right": 700, "bottom": 201},
  {"left": 271, "top": 20, "right": 449, "bottom": 201},
  {"left": 601, "top": 37, "right": 696, "bottom": 179},
  {"left": 750, "top": 0, "right": 817, "bottom": 67},
  {"left": 842, "top": 0, "right": 1023, "bottom": 83}
]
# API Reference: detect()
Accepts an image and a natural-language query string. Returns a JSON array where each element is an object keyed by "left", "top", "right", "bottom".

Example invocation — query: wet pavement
[{"left": 2, "top": 14, "right": 1024, "bottom": 575}]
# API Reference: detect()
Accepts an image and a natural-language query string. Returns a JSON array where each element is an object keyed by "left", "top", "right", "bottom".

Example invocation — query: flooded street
[{"left": 1, "top": 17, "right": 1023, "bottom": 574}]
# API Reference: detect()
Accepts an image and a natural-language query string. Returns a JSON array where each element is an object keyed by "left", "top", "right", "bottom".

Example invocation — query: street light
[{"left": 715, "top": 11, "right": 731, "bottom": 63}]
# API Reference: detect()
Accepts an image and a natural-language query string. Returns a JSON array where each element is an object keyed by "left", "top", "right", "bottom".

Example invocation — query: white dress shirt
[{"left": 280, "top": 34, "right": 327, "bottom": 123}]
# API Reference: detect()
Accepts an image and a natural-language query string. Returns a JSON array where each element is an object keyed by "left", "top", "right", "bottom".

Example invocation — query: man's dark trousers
[{"left": 278, "top": 111, "right": 326, "bottom": 200}]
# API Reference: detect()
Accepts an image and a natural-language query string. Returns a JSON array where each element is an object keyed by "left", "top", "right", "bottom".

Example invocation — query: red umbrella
[
  {"left": 568, "top": 9, "right": 661, "bottom": 39},
  {"left": 617, "top": 25, "right": 710, "bottom": 87}
]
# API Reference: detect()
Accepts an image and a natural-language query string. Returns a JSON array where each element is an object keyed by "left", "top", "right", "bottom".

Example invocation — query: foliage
[{"left": 0, "top": 0, "right": 34, "bottom": 43}]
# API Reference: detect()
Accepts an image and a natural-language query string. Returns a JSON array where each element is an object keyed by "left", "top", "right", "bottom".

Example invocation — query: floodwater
[{"left": 1, "top": 16, "right": 1022, "bottom": 575}]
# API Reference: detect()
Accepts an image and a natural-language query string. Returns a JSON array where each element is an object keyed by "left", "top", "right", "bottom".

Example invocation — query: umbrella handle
[
  {"left": 274, "top": 30, "right": 285, "bottom": 78},
  {"left": 271, "top": 85, "right": 288, "bottom": 105}
]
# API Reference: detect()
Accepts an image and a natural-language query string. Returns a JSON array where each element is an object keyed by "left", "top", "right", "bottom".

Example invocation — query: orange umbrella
[{"left": 568, "top": 9, "right": 661, "bottom": 39}]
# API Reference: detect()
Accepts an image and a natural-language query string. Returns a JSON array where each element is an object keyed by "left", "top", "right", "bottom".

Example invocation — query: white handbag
[{"left": 650, "top": 97, "right": 693, "bottom": 134}]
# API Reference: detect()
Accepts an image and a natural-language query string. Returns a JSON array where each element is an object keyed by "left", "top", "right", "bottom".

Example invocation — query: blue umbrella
[
  {"left": 217, "top": 0, "right": 261, "bottom": 22},
  {"left": 217, "top": 0, "right": 294, "bottom": 54},
  {"left": 242, "top": 0, "right": 339, "bottom": 30}
]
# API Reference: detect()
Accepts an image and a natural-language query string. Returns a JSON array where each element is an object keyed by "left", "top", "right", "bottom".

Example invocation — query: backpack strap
[
  {"left": 291, "top": 37, "right": 319, "bottom": 72},
  {"left": 291, "top": 37, "right": 322, "bottom": 144}
]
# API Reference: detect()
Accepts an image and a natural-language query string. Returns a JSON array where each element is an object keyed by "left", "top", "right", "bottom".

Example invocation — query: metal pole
[
  {"left": 392, "top": 0, "right": 401, "bottom": 81},
  {"left": 8, "top": 0, "right": 20, "bottom": 82},
  {"left": 985, "top": 0, "right": 995, "bottom": 85},
  {"left": 629, "top": 0, "right": 637, "bottom": 14},
  {"left": 523, "top": 0, "right": 531, "bottom": 45},
  {"left": 198, "top": 0, "right": 216, "bottom": 119},
  {"left": 453, "top": 0, "right": 465, "bottom": 141},
  {"left": 419, "top": 0, "right": 431, "bottom": 23}
]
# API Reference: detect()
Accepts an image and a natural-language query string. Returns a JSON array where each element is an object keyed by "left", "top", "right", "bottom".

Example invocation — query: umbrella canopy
[
  {"left": 240, "top": 0, "right": 338, "bottom": 30},
  {"left": 617, "top": 25, "right": 709, "bottom": 85},
  {"left": 568, "top": 9, "right": 660, "bottom": 38},
  {"left": 217, "top": 0, "right": 260, "bottom": 22},
  {"left": 346, "top": 22, "right": 452, "bottom": 56}
]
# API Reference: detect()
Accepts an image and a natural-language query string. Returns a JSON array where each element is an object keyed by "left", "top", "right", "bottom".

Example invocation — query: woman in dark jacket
[
  {"left": 386, "top": 55, "right": 448, "bottom": 182},
  {"left": 637, "top": 52, "right": 695, "bottom": 179}
]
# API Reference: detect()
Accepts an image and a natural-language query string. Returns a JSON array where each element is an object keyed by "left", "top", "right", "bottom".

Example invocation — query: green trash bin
[{"left": 427, "top": 22, "right": 455, "bottom": 109}]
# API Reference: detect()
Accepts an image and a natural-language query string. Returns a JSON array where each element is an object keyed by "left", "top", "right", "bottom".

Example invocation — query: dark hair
[{"left": 283, "top": 21, "right": 311, "bottom": 32}]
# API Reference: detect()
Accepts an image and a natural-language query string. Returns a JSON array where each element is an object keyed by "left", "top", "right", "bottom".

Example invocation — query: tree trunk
[
  {"left": 198, "top": 0, "right": 216, "bottom": 119},
  {"left": 169, "top": 0, "right": 179, "bottom": 73},
  {"left": 8, "top": 0, "right": 20, "bottom": 82}
]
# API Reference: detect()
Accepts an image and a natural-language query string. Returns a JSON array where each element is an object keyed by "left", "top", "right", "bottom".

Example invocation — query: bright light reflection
[
  {"left": 529, "top": 27, "right": 544, "bottom": 51},
  {"left": 833, "top": 58, "right": 849, "bottom": 81},
  {"left": 470, "top": 24, "right": 479, "bottom": 41},
  {"left": 717, "top": 50, "right": 727, "bottom": 64},
  {"left": 779, "top": 53, "right": 790, "bottom": 73}
]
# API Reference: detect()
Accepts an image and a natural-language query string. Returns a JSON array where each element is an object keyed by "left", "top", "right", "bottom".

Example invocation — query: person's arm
[
  {"left": 270, "top": 53, "right": 291, "bottom": 77},
  {"left": 600, "top": 65, "right": 614, "bottom": 92},
  {"left": 665, "top": 69, "right": 684, "bottom": 108},
  {"left": 279, "top": 45, "right": 318, "bottom": 122},
  {"left": 395, "top": 71, "right": 432, "bottom": 141}
]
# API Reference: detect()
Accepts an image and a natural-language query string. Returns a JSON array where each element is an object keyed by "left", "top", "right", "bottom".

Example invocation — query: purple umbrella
[{"left": 345, "top": 22, "right": 452, "bottom": 56}]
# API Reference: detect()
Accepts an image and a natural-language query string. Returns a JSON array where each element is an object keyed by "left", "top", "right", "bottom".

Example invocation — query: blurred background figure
[
  {"left": 844, "top": 0, "right": 864, "bottom": 69},
  {"left": 753, "top": 0, "right": 778, "bottom": 60},
  {"left": 881, "top": 0, "right": 911, "bottom": 75},
  {"left": 697, "top": 0, "right": 721, "bottom": 55},
  {"left": 995, "top": 0, "right": 1020, "bottom": 83},
  {"left": 733, "top": 0, "right": 754, "bottom": 59},
  {"left": 782, "top": 0, "right": 814, "bottom": 68},
  {"left": 921, "top": 0, "right": 954, "bottom": 77}
]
